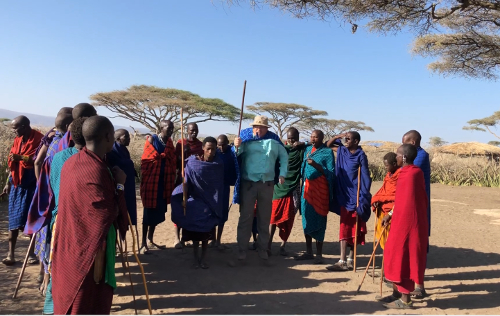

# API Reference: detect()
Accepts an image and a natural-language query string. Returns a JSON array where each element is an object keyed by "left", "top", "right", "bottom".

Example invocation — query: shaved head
[
  {"left": 55, "top": 113, "right": 73, "bottom": 133},
  {"left": 12, "top": 115, "right": 30, "bottom": 126},
  {"left": 72, "top": 103, "right": 97, "bottom": 119},
  {"left": 403, "top": 130, "right": 422, "bottom": 147},
  {"left": 57, "top": 107, "right": 73, "bottom": 116},
  {"left": 70, "top": 117, "right": 87, "bottom": 146},
  {"left": 217, "top": 134, "right": 229, "bottom": 143},
  {"left": 82, "top": 116, "right": 114, "bottom": 143},
  {"left": 398, "top": 144, "right": 418, "bottom": 164},
  {"left": 114, "top": 129, "right": 128, "bottom": 140}
]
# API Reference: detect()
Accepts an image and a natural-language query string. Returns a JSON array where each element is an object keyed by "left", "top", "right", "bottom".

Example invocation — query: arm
[
  {"left": 277, "top": 144, "right": 289, "bottom": 178},
  {"left": 34, "top": 145, "right": 48, "bottom": 180},
  {"left": 326, "top": 133, "right": 347, "bottom": 148}
]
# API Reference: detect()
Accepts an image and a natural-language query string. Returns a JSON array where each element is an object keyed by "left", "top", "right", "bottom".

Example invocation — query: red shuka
[
  {"left": 51, "top": 148, "right": 128, "bottom": 315},
  {"left": 140, "top": 138, "right": 176, "bottom": 208},
  {"left": 8, "top": 129, "right": 43, "bottom": 187},
  {"left": 371, "top": 168, "right": 401, "bottom": 214},
  {"left": 384, "top": 165, "right": 429, "bottom": 286}
]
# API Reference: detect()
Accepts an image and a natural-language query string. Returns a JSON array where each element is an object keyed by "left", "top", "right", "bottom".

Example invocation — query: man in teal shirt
[{"left": 233, "top": 116, "right": 289, "bottom": 262}]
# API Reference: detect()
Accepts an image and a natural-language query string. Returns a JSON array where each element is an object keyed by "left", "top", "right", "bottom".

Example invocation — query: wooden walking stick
[
  {"left": 116, "top": 237, "right": 138, "bottom": 315},
  {"left": 236, "top": 80, "right": 247, "bottom": 153},
  {"left": 180, "top": 107, "right": 187, "bottom": 216},
  {"left": 12, "top": 235, "right": 37, "bottom": 298},
  {"left": 372, "top": 208, "right": 378, "bottom": 282},
  {"left": 353, "top": 166, "right": 361, "bottom": 272},
  {"left": 380, "top": 257, "right": 384, "bottom": 297},
  {"left": 127, "top": 212, "right": 153, "bottom": 315},
  {"left": 356, "top": 225, "right": 387, "bottom": 293}
]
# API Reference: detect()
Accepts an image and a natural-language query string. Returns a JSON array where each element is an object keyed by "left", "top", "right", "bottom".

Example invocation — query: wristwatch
[{"left": 116, "top": 183, "right": 125, "bottom": 191}]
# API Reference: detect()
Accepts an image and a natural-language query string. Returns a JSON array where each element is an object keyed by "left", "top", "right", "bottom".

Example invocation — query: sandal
[
  {"left": 200, "top": 262, "right": 210, "bottom": 269},
  {"left": 28, "top": 256, "right": 39, "bottom": 265},
  {"left": 279, "top": 247, "right": 288, "bottom": 256},
  {"left": 383, "top": 299, "right": 414, "bottom": 309},
  {"left": 294, "top": 253, "right": 314, "bottom": 261},
  {"left": 139, "top": 246, "right": 150, "bottom": 255},
  {"left": 326, "top": 260, "right": 349, "bottom": 271},
  {"left": 174, "top": 242, "right": 183, "bottom": 249},
  {"left": 346, "top": 259, "right": 354, "bottom": 271},
  {"left": 314, "top": 256, "right": 324, "bottom": 264},
  {"left": 376, "top": 294, "right": 399, "bottom": 303},
  {"left": 2, "top": 257, "right": 16, "bottom": 266},
  {"left": 411, "top": 287, "right": 428, "bottom": 299}
]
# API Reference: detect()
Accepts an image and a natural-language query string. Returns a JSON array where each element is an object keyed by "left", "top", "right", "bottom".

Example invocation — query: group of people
[{"left": 2, "top": 106, "right": 431, "bottom": 313}]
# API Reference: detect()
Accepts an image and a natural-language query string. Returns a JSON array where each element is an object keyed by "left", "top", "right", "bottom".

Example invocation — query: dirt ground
[{"left": 1, "top": 182, "right": 499, "bottom": 315}]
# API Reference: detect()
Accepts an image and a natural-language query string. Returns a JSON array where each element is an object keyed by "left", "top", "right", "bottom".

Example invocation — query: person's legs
[
  {"left": 216, "top": 223, "right": 224, "bottom": 246},
  {"left": 236, "top": 180, "right": 258, "bottom": 260},
  {"left": 295, "top": 234, "right": 314, "bottom": 260},
  {"left": 256, "top": 181, "right": 273, "bottom": 260},
  {"left": 200, "top": 240, "right": 209, "bottom": 269},
  {"left": 140, "top": 224, "right": 149, "bottom": 253},
  {"left": 7, "top": 229, "right": 18, "bottom": 262},
  {"left": 268, "top": 224, "right": 276, "bottom": 252},
  {"left": 174, "top": 225, "right": 183, "bottom": 248},
  {"left": 192, "top": 241, "right": 200, "bottom": 268},
  {"left": 315, "top": 241, "right": 324, "bottom": 263}
]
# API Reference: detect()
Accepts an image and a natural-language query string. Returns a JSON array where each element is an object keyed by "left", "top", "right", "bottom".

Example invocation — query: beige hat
[{"left": 250, "top": 115, "right": 271, "bottom": 127}]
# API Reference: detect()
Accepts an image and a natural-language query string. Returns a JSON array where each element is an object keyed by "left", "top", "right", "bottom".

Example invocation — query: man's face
[
  {"left": 217, "top": 137, "right": 229, "bottom": 152},
  {"left": 187, "top": 124, "right": 198, "bottom": 140},
  {"left": 287, "top": 131, "right": 299, "bottom": 145},
  {"left": 402, "top": 135, "right": 415, "bottom": 146},
  {"left": 105, "top": 126, "right": 116, "bottom": 153},
  {"left": 253, "top": 126, "right": 268, "bottom": 138},
  {"left": 118, "top": 131, "right": 131, "bottom": 147},
  {"left": 344, "top": 133, "right": 357, "bottom": 148},
  {"left": 384, "top": 159, "right": 398, "bottom": 173},
  {"left": 11, "top": 121, "right": 26, "bottom": 137},
  {"left": 203, "top": 142, "right": 216, "bottom": 161},
  {"left": 396, "top": 147, "right": 404, "bottom": 167},
  {"left": 310, "top": 131, "right": 323, "bottom": 147},
  {"left": 161, "top": 122, "right": 174, "bottom": 139}
]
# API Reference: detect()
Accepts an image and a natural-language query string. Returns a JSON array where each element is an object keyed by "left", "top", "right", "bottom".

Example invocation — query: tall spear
[
  {"left": 180, "top": 108, "right": 187, "bottom": 216},
  {"left": 236, "top": 80, "right": 247, "bottom": 152}
]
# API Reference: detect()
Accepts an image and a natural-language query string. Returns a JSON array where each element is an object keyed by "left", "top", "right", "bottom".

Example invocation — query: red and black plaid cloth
[{"left": 140, "top": 137, "right": 176, "bottom": 208}]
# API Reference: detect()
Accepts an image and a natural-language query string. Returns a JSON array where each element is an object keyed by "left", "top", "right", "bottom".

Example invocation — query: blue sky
[{"left": 1, "top": 0, "right": 499, "bottom": 145}]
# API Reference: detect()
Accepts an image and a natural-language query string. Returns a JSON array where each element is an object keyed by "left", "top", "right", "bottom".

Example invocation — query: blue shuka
[
  {"left": 414, "top": 146, "right": 431, "bottom": 236},
  {"left": 107, "top": 142, "right": 138, "bottom": 225},
  {"left": 171, "top": 155, "right": 225, "bottom": 233},
  {"left": 232, "top": 128, "right": 284, "bottom": 204},
  {"left": 217, "top": 146, "right": 238, "bottom": 223},
  {"left": 332, "top": 139, "right": 372, "bottom": 223}
]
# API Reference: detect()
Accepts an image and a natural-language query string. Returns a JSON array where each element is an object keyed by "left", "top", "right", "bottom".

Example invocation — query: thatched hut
[
  {"left": 360, "top": 140, "right": 400, "bottom": 153},
  {"left": 433, "top": 142, "right": 500, "bottom": 163}
]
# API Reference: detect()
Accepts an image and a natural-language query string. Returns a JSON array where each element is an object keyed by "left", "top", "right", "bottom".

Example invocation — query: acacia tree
[
  {"left": 246, "top": 102, "right": 328, "bottom": 139},
  {"left": 463, "top": 110, "right": 500, "bottom": 140},
  {"left": 429, "top": 136, "right": 448, "bottom": 147},
  {"left": 224, "top": 0, "right": 500, "bottom": 80},
  {"left": 488, "top": 140, "right": 500, "bottom": 146},
  {"left": 298, "top": 118, "right": 374, "bottom": 140},
  {"left": 90, "top": 85, "right": 253, "bottom": 134}
]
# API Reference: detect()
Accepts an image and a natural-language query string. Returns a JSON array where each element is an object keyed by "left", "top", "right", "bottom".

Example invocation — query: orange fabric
[
  {"left": 8, "top": 129, "right": 43, "bottom": 187},
  {"left": 303, "top": 146, "right": 330, "bottom": 216},
  {"left": 371, "top": 168, "right": 401, "bottom": 214}
]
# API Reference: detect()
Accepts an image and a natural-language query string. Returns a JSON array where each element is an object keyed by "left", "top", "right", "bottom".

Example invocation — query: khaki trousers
[{"left": 237, "top": 180, "right": 274, "bottom": 256}]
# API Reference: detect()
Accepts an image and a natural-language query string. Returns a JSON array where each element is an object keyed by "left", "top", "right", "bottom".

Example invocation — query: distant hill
[{"left": 0, "top": 108, "right": 149, "bottom": 133}]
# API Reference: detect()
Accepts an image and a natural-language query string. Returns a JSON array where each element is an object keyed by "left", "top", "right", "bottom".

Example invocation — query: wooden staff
[
  {"left": 372, "top": 208, "right": 378, "bottom": 282},
  {"left": 180, "top": 107, "right": 187, "bottom": 216},
  {"left": 356, "top": 225, "right": 387, "bottom": 293},
  {"left": 12, "top": 235, "right": 37, "bottom": 298},
  {"left": 116, "top": 237, "right": 138, "bottom": 315},
  {"left": 127, "top": 212, "right": 153, "bottom": 315},
  {"left": 236, "top": 80, "right": 247, "bottom": 153},
  {"left": 353, "top": 166, "right": 361, "bottom": 272},
  {"left": 380, "top": 257, "right": 384, "bottom": 297}
]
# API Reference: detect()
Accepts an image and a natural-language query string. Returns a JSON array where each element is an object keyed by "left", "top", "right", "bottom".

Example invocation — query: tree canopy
[
  {"left": 429, "top": 136, "right": 448, "bottom": 147},
  {"left": 463, "top": 110, "right": 500, "bottom": 140},
  {"left": 488, "top": 140, "right": 500, "bottom": 146},
  {"left": 246, "top": 102, "right": 328, "bottom": 139},
  {"left": 90, "top": 85, "right": 253, "bottom": 134},
  {"left": 225, "top": 0, "right": 500, "bottom": 80},
  {"left": 298, "top": 118, "right": 374, "bottom": 140}
]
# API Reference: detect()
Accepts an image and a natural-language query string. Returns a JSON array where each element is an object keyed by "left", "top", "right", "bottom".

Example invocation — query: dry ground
[{"left": 1, "top": 183, "right": 499, "bottom": 315}]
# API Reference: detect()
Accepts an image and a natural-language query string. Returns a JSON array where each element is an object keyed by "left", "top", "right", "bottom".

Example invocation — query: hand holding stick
[{"left": 180, "top": 108, "right": 187, "bottom": 216}]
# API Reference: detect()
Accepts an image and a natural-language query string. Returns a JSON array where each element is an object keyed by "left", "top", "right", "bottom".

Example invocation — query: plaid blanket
[{"left": 140, "top": 135, "right": 176, "bottom": 208}]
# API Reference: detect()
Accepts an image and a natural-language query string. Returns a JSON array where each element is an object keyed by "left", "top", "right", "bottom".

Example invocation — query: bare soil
[{"left": 1, "top": 183, "right": 499, "bottom": 315}]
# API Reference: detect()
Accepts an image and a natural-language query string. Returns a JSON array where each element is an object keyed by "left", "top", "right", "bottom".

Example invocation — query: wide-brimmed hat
[{"left": 250, "top": 115, "right": 271, "bottom": 127}]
